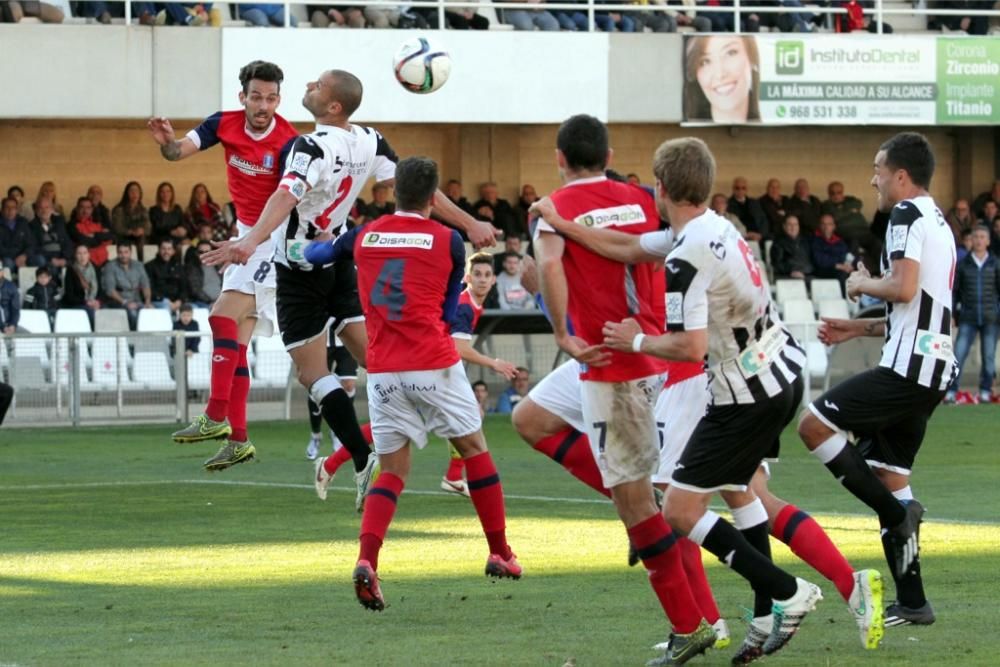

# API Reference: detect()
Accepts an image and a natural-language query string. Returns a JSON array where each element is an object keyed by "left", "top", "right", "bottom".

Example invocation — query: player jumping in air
[{"left": 150, "top": 60, "right": 298, "bottom": 471}]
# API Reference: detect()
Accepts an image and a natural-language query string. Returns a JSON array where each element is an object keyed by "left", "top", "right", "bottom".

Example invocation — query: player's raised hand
[
  {"left": 202, "top": 238, "right": 255, "bottom": 267},
  {"left": 556, "top": 333, "right": 611, "bottom": 367},
  {"left": 818, "top": 317, "right": 857, "bottom": 345},
  {"left": 468, "top": 219, "right": 500, "bottom": 249},
  {"left": 845, "top": 263, "right": 871, "bottom": 302},
  {"left": 529, "top": 197, "right": 562, "bottom": 228},
  {"left": 491, "top": 358, "right": 518, "bottom": 380},
  {"left": 147, "top": 117, "right": 176, "bottom": 146},
  {"left": 602, "top": 317, "right": 642, "bottom": 353}
]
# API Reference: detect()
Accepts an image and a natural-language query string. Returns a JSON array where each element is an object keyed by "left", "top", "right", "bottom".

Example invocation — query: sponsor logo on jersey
[
  {"left": 263, "top": 153, "right": 274, "bottom": 169},
  {"left": 361, "top": 232, "right": 434, "bottom": 249},
  {"left": 371, "top": 383, "right": 400, "bottom": 404},
  {"left": 666, "top": 292, "right": 683, "bottom": 324},
  {"left": 890, "top": 224, "right": 908, "bottom": 253},
  {"left": 574, "top": 204, "right": 647, "bottom": 229},
  {"left": 915, "top": 329, "right": 953, "bottom": 360},
  {"left": 290, "top": 153, "right": 312, "bottom": 173},
  {"left": 228, "top": 154, "right": 274, "bottom": 176}
]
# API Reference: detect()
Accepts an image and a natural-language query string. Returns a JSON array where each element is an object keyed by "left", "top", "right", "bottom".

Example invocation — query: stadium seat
[
  {"left": 55, "top": 351, "right": 90, "bottom": 387},
  {"left": 131, "top": 352, "right": 176, "bottom": 390},
  {"left": 254, "top": 334, "right": 290, "bottom": 387},
  {"left": 191, "top": 307, "right": 211, "bottom": 332},
  {"left": 810, "top": 279, "right": 843, "bottom": 305},
  {"left": 54, "top": 309, "right": 94, "bottom": 371},
  {"left": 818, "top": 299, "right": 851, "bottom": 321},
  {"left": 14, "top": 310, "right": 52, "bottom": 372},
  {"left": 187, "top": 352, "right": 212, "bottom": 390},
  {"left": 142, "top": 244, "right": 159, "bottom": 262},
  {"left": 10, "top": 356, "right": 47, "bottom": 389},
  {"left": 91, "top": 337, "right": 132, "bottom": 388},
  {"left": 19, "top": 310, "right": 51, "bottom": 334},
  {"left": 95, "top": 309, "right": 129, "bottom": 333},
  {"left": 782, "top": 298, "right": 818, "bottom": 342},
  {"left": 775, "top": 279, "right": 808, "bottom": 307},
  {"left": 136, "top": 308, "right": 174, "bottom": 355},
  {"left": 18, "top": 267, "right": 36, "bottom": 296}
]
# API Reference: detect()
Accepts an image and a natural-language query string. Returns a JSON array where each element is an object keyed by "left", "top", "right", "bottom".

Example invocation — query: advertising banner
[{"left": 682, "top": 35, "right": 999, "bottom": 125}]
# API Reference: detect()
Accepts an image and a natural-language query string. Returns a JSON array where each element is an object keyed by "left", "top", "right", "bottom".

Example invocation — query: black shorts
[
  {"left": 276, "top": 260, "right": 363, "bottom": 349},
  {"left": 809, "top": 366, "right": 943, "bottom": 474},
  {"left": 672, "top": 376, "right": 803, "bottom": 493},
  {"left": 327, "top": 342, "right": 359, "bottom": 379}
]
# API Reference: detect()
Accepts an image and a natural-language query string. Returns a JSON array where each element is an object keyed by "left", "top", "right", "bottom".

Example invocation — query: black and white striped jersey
[
  {"left": 879, "top": 196, "right": 957, "bottom": 391},
  {"left": 273, "top": 123, "right": 397, "bottom": 270},
  {"left": 640, "top": 210, "right": 804, "bottom": 406}
]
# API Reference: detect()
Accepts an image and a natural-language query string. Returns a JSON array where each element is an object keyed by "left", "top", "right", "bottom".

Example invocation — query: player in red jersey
[
  {"left": 149, "top": 60, "right": 299, "bottom": 471},
  {"left": 533, "top": 115, "right": 715, "bottom": 663},
  {"left": 304, "top": 157, "right": 521, "bottom": 611}
]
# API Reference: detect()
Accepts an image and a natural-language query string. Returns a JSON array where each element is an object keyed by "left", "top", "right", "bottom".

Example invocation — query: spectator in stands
[
  {"left": 494, "top": 235, "right": 525, "bottom": 275},
  {"left": 1, "top": 1, "right": 64, "bottom": 23},
  {"left": 727, "top": 177, "right": 768, "bottom": 241},
  {"left": 973, "top": 180, "right": 1000, "bottom": 218},
  {"left": 684, "top": 35, "right": 761, "bottom": 123},
  {"left": 710, "top": 192, "right": 747, "bottom": 237},
  {"left": 185, "top": 183, "right": 227, "bottom": 242},
  {"left": 769, "top": 215, "right": 813, "bottom": 281},
  {"left": 810, "top": 213, "right": 853, "bottom": 290},
  {"left": 7, "top": 186, "right": 32, "bottom": 222},
  {"left": 361, "top": 0, "right": 403, "bottom": 28},
  {"left": 931, "top": 0, "right": 991, "bottom": 35},
  {"left": 68, "top": 196, "right": 113, "bottom": 268},
  {"left": 980, "top": 199, "right": 999, "bottom": 229},
  {"left": 62, "top": 245, "right": 102, "bottom": 324},
  {"left": 513, "top": 184, "right": 538, "bottom": 236},
  {"left": 29, "top": 197, "right": 73, "bottom": 272},
  {"left": 444, "top": 179, "right": 475, "bottom": 217},
  {"left": 101, "top": 243, "right": 151, "bottom": 330},
  {"left": 551, "top": 0, "right": 589, "bottom": 31},
  {"left": 759, "top": 177, "right": 788, "bottom": 233},
  {"left": 75, "top": 0, "right": 114, "bottom": 23},
  {"left": 785, "top": 177, "right": 822, "bottom": 236},
  {"left": 156, "top": 2, "right": 213, "bottom": 26},
  {"left": 472, "top": 380, "right": 491, "bottom": 418},
  {"left": 474, "top": 182, "right": 519, "bottom": 240},
  {"left": 0, "top": 196, "right": 41, "bottom": 271},
  {"left": 171, "top": 303, "right": 201, "bottom": 358},
  {"left": 184, "top": 223, "right": 215, "bottom": 265},
  {"left": 146, "top": 239, "right": 188, "bottom": 315},
  {"left": 495, "top": 367, "right": 531, "bottom": 414},
  {"left": 150, "top": 181, "right": 188, "bottom": 245},
  {"left": 821, "top": 180, "right": 867, "bottom": 249},
  {"left": 496, "top": 253, "right": 536, "bottom": 311},
  {"left": 595, "top": 0, "right": 636, "bottom": 32},
  {"left": 947, "top": 225, "right": 1000, "bottom": 404},
  {"left": 0, "top": 271, "right": 19, "bottom": 334},
  {"left": 957, "top": 228, "right": 973, "bottom": 264},
  {"left": 186, "top": 240, "right": 222, "bottom": 308},
  {"left": 112, "top": 181, "right": 152, "bottom": 258},
  {"left": 993, "top": 218, "right": 1000, "bottom": 258},
  {"left": 238, "top": 2, "right": 298, "bottom": 25},
  {"left": 34, "top": 181, "right": 66, "bottom": 218},
  {"left": 362, "top": 183, "right": 395, "bottom": 222},
  {"left": 947, "top": 198, "right": 976, "bottom": 245},
  {"left": 23, "top": 266, "right": 60, "bottom": 325},
  {"left": 86, "top": 184, "right": 112, "bottom": 229},
  {"left": 626, "top": 173, "right": 642, "bottom": 186},
  {"left": 501, "top": 0, "right": 560, "bottom": 30},
  {"left": 744, "top": 0, "right": 814, "bottom": 32},
  {"left": 308, "top": 3, "right": 366, "bottom": 27},
  {"left": 696, "top": 0, "right": 737, "bottom": 31},
  {"left": 628, "top": 0, "right": 677, "bottom": 32},
  {"left": 412, "top": 1, "right": 490, "bottom": 28}
]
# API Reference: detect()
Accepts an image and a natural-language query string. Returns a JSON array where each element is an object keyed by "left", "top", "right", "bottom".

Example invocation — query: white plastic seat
[
  {"left": 775, "top": 279, "right": 809, "bottom": 307},
  {"left": 18, "top": 267, "right": 36, "bottom": 296},
  {"left": 19, "top": 310, "right": 52, "bottom": 334},
  {"left": 91, "top": 337, "right": 132, "bottom": 387},
  {"left": 95, "top": 309, "right": 129, "bottom": 333},
  {"left": 10, "top": 356, "right": 47, "bottom": 389},
  {"left": 55, "top": 352, "right": 90, "bottom": 387},
  {"left": 818, "top": 299, "right": 851, "bottom": 321},
  {"left": 131, "top": 352, "right": 175, "bottom": 390},
  {"left": 136, "top": 308, "right": 174, "bottom": 355},
  {"left": 55, "top": 309, "right": 94, "bottom": 371},
  {"left": 810, "top": 279, "right": 843, "bottom": 305},
  {"left": 187, "top": 352, "right": 212, "bottom": 390},
  {"left": 255, "top": 342, "right": 291, "bottom": 387},
  {"left": 192, "top": 307, "right": 211, "bottom": 333}
]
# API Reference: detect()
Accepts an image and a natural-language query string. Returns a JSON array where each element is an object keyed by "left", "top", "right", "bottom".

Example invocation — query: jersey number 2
[
  {"left": 737, "top": 239, "right": 763, "bottom": 288},
  {"left": 370, "top": 258, "right": 407, "bottom": 321},
  {"left": 315, "top": 176, "right": 354, "bottom": 230}
]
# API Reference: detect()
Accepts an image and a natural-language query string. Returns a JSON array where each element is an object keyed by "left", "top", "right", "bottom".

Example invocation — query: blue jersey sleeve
[
  {"left": 441, "top": 231, "right": 466, "bottom": 324},
  {"left": 190, "top": 111, "right": 223, "bottom": 151},
  {"left": 304, "top": 225, "right": 361, "bottom": 265},
  {"left": 450, "top": 302, "right": 475, "bottom": 338}
]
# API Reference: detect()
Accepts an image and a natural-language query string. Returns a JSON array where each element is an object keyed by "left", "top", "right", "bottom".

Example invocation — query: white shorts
[
  {"left": 366, "top": 361, "right": 481, "bottom": 456},
  {"left": 222, "top": 221, "right": 277, "bottom": 337},
  {"left": 581, "top": 374, "right": 664, "bottom": 488},
  {"left": 525, "top": 359, "right": 585, "bottom": 432},
  {"left": 651, "top": 374, "right": 709, "bottom": 484}
]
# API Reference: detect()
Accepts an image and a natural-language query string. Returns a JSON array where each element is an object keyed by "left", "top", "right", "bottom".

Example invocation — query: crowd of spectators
[{"left": 5, "top": 1, "right": 997, "bottom": 34}]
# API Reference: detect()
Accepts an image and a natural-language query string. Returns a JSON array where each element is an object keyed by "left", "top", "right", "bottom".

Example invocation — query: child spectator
[
  {"left": 0, "top": 270, "right": 20, "bottom": 334},
  {"left": 23, "top": 266, "right": 60, "bottom": 326},
  {"left": 496, "top": 253, "right": 536, "bottom": 310},
  {"left": 171, "top": 303, "right": 201, "bottom": 357}
]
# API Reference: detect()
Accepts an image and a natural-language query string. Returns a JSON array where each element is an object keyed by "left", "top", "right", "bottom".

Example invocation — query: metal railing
[{"left": 56, "top": 0, "right": 1000, "bottom": 34}]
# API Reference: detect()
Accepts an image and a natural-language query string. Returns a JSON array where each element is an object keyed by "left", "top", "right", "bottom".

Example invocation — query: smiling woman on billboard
[{"left": 684, "top": 35, "right": 761, "bottom": 123}]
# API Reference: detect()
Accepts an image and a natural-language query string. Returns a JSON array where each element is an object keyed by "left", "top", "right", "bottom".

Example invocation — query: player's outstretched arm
[
  {"left": 202, "top": 189, "right": 298, "bottom": 267},
  {"left": 454, "top": 338, "right": 518, "bottom": 379},
  {"left": 529, "top": 197, "right": 665, "bottom": 264},
  {"left": 847, "top": 258, "right": 919, "bottom": 304},
  {"left": 148, "top": 117, "right": 199, "bottom": 162},
  {"left": 818, "top": 317, "right": 884, "bottom": 345},
  {"left": 432, "top": 189, "right": 499, "bottom": 249},
  {"left": 602, "top": 318, "right": 707, "bottom": 363}
]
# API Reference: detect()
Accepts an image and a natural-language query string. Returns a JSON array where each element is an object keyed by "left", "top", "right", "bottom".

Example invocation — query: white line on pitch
[{"left": 0, "top": 479, "right": 997, "bottom": 527}]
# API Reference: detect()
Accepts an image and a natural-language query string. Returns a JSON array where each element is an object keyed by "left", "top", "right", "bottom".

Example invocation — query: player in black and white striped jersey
[{"left": 799, "top": 132, "right": 956, "bottom": 629}]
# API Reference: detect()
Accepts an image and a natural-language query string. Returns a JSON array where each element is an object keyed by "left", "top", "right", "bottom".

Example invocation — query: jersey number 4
[{"left": 370, "top": 258, "right": 407, "bottom": 321}]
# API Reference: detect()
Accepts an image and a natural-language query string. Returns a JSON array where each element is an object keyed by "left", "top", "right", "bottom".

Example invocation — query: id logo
[{"left": 776, "top": 41, "right": 804, "bottom": 75}]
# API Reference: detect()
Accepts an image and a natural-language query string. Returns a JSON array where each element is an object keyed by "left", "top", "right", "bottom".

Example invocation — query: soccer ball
[{"left": 392, "top": 36, "right": 451, "bottom": 94}]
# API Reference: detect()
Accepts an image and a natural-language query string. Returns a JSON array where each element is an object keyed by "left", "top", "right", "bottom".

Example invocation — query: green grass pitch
[{"left": 2, "top": 407, "right": 999, "bottom": 665}]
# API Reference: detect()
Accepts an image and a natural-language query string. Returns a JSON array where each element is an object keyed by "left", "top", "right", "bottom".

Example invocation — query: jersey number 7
[{"left": 370, "top": 258, "right": 407, "bottom": 321}]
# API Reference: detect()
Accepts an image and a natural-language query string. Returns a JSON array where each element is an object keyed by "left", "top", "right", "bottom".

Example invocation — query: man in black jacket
[
  {"left": 0, "top": 196, "right": 41, "bottom": 271},
  {"left": 146, "top": 239, "right": 188, "bottom": 315},
  {"left": 769, "top": 215, "right": 813, "bottom": 281},
  {"left": 947, "top": 225, "right": 1000, "bottom": 403}
]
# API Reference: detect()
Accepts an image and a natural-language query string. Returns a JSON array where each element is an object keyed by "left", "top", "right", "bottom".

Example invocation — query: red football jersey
[
  {"left": 663, "top": 360, "right": 704, "bottom": 388},
  {"left": 545, "top": 176, "right": 666, "bottom": 382},
  {"left": 187, "top": 110, "right": 299, "bottom": 227},
  {"left": 351, "top": 212, "right": 465, "bottom": 373}
]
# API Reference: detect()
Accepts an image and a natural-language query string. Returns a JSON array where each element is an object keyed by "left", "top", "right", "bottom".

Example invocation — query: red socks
[
  {"left": 531, "top": 428, "right": 610, "bottom": 498},
  {"left": 627, "top": 514, "right": 704, "bottom": 634},
  {"left": 444, "top": 457, "right": 465, "bottom": 482},
  {"left": 358, "top": 472, "right": 405, "bottom": 571},
  {"left": 323, "top": 445, "right": 353, "bottom": 476},
  {"left": 228, "top": 344, "right": 250, "bottom": 442},
  {"left": 361, "top": 422, "right": 373, "bottom": 445},
  {"left": 772, "top": 504, "right": 855, "bottom": 601},
  {"left": 465, "top": 451, "right": 511, "bottom": 559},
  {"left": 679, "top": 537, "right": 720, "bottom": 624},
  {"left": 205, "top": 316, "right": 239, "bottom": 422}
]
